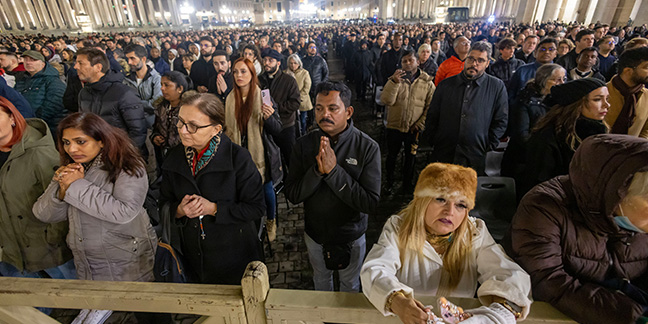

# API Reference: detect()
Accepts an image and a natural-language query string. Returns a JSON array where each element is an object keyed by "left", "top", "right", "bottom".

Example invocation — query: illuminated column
[
  {"left": 59, "top": 0, "right": 80, "bottom": 29},
  {"left": 146, "top": 0, "right": 157, "bottom": 25},
  {"left": 135, "top": 0, "right": 149, "bottom": 25},
  {"left": 48, "top": 0, "right": 68, "bottom": 28},
  {"left": 32, "top": 0, "right": 52, "bottom": 29},
  {"left": 0, "top": 4, "right": 19, "bottom": 29}
]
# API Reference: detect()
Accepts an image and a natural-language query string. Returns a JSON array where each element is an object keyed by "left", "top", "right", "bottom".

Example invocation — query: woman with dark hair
[
  {"left": 33, "top": 112, "right": 157, "bottom": 321},
  {"left": 502, "top": 63, "right": 565, "bottom": 195},
  {"left": 521, "top": 78, "right": 610, "bottom": 195},
  {"left": 242, "top": 44, "right": 263, "bottom": 75},
  {"left": 159, "top": 92, "right": 265, "bottom": 284},
  {"left": 0, "top": 97, "right": 75, "bottom": 302},
  {"left": 151, "top": 71, "right": 195, "bottom": 166},
  {"left": 225, "top": 57, "right": 282, "bottom": 241}
]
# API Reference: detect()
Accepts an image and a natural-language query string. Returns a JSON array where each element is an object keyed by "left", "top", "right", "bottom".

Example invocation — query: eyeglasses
[
  {"left": 465, "top": 56, "right": 487, "bottom": 64},
  {"left": 538, "top": 47, "right": 556, "bottom": 52},
  {"left": 608, "top": 41, "right": 616, "bottom": 45},
  {"left": 176, "top": 117, "right": 214, "bottom": 134},
  {"left": 309, "top": 45, "right": 317, "bottom": 49},
  {"left": 458, "top": 41, "right": 471, "bottom": 46}
]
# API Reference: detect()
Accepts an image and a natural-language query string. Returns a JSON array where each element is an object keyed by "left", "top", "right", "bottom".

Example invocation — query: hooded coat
[
  {"left": 0, "top": 119, "right": 72, "bottom": 272},
  {"left": 505, "top": 134, "right": 648, "bottom": 324},
  {"left": 78, "top": 70, "right": 147, "bottom": 156}
]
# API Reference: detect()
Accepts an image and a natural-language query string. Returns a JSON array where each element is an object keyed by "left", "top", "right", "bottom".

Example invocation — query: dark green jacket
[
  {"left": 0, "top": 119, "right": 72, "bottom": 272},
  {"left": 14, "top": 64, "right": 67, "bottom": 134}
]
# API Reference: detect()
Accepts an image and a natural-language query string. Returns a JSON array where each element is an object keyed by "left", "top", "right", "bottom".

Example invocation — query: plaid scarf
[
  {"left": 185, "top": 133, "right": 221, "bottom": 176},
  {"left": 611, "top": 75, "right": 644, "bottom": 134}
]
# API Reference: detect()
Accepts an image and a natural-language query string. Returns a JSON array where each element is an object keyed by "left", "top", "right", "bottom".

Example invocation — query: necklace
[{"left": 427, "top": 231, "right": 452, "bottom": 255}]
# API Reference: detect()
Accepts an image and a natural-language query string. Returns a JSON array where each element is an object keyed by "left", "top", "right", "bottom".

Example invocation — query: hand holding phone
[{"left": 261, "top": 89, "right": 272, "bottom": 107}]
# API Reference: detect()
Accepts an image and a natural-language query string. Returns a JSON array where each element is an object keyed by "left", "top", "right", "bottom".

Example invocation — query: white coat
[{"left": 361, "top": 215, "right": 532, "bottom": 319}]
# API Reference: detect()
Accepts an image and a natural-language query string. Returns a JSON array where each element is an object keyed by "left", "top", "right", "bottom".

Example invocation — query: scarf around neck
[
  {"left": 185, "top": 133, "right": 221, "bottom": 176},
  {"left": 611, "top": 75, "right": 644, "bottom": 134}
]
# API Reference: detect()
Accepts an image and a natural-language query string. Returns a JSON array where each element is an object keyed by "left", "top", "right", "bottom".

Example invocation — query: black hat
[
  {"left": 546, "top": 78, "right": 607, "bottom": 107},
  {"left": 261, "top": 48, "right": 283, "bottom": 61}
]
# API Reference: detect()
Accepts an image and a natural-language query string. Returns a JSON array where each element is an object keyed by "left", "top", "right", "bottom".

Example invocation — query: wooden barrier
[{"left": 0, "top": 261, "right": 575, "bottom": 324}]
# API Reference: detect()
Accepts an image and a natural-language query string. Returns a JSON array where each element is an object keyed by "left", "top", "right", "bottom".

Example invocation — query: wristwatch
[{"left": 498, "top": 300, "right": 522, "bottom": 320}]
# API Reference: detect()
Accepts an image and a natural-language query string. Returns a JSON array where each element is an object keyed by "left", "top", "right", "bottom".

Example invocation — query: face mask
[{"left": 614, "top": 205, "right": 646, "bottom": 233}]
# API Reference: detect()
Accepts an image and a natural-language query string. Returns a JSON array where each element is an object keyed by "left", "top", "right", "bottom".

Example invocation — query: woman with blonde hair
[
  {"left": 522, "top": 78, "right": 609, "bottom": 195},
  {"left": 286, "top": 53, "right": 312, "bottom": 135},
  {"left": 362, "top": 163, "right": 532, "bottom": 324}
]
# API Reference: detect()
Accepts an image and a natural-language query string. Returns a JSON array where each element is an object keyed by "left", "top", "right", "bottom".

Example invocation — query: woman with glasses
[
  {"left": 158, "top": 92, "right": 265, "bottom": 284},
  {"left": 502, "top": 64, "right": 566, "bottom": 199},
  {"left": 520, "top": 78, "right": 609, "bottom": 196}
]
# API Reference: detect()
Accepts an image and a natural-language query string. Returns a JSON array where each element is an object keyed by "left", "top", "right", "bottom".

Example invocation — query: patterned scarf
[
  {"left": 185, "top": 133, "right": 221, "bottom": 176},
  {"left": 611, "top": 75, "right": 644, "bottom": 134}
]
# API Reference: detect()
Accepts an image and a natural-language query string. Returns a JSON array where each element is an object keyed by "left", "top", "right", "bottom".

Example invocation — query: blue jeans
[
  {"left": 0, "top": 259, "right": 77, "bottom": 314},
  {"left": 304, "top": 233, "right": 365, "bottom": 292},
  {"left": 299, "top": 111, "right": 308, "bottom": 136},
  {"left": 264, "top": 181, "right": 276, "bottom": 220}
]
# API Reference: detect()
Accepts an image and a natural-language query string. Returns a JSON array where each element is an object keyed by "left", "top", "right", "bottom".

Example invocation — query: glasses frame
[{"left": 176, "top": 117, "right": 214, "bottom": 134}]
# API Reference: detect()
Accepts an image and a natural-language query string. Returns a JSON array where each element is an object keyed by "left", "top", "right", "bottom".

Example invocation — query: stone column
[
  {"left": 592, "top": 0, "right": 620, "bottom": 24},
  {"left": 0, "top": 1, "right": 20, "bottom": 30},
  {"left": 146, "top": 0, "right": 157, "bottom": 26},
  {"left": 49, "top": 0, "right": 68, "bottom": 28},
  {"left": 58, "top": 0, "right": 80, "bottom": 29},
  {"left": 32, "top": 0, "right": 52, "bottom": 29},
  {"left": 135, "top": 0, "right": 149, "bottom": 26},
  {"left": 156, "top": 0, "right": 168, "bottom": 25},
  {"left": 610, "top": 0, "right": 641, "bottom": 25},
  {"left": 18, "top": 0, "right": 43, "bottom": 29}
]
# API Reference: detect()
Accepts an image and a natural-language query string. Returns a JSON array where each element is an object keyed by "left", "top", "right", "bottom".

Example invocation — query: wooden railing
[{"left": 0, "top": 261, "right": 575, "bottom": 324}]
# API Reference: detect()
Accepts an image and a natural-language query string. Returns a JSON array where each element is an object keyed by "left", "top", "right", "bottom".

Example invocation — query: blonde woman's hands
[{"left": 391, "top": 293, "right": 431, "bottom": 324}]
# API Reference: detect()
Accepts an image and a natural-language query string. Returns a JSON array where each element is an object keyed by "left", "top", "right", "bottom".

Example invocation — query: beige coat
[
  {"left": 381, "top": 70, "right": 436, "bottom": 133},
  {"left": 288, "top": 68, "right": 313, "bottom": 112},
  {"left": 225, "top": 86, "right": 266, "bottom": 182},
  {"left": 605, "top": 82, "right": 648, "bottom": 138}
]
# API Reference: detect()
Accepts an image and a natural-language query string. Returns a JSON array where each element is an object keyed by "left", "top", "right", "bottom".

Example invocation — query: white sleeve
[
  {"left": 361, "top": 215, "right": 414, "bottom": 316},
  {"left": 473, "top": 218, "right": 533, "bottom": 319}
]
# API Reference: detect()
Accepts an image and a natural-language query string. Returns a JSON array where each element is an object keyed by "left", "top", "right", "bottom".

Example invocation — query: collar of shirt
[{"left": 459, "top": 71, "right": 487, "bottom": 87}]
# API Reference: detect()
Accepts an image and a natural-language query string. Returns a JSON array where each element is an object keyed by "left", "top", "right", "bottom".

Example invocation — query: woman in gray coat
[{"left": 33, "top": 112, "right": 157, "bottom": 323}]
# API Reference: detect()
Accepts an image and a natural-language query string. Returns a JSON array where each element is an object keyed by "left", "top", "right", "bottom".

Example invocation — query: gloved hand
[{"left": 460, "top": 303, "right": 516, "bottom": 324}]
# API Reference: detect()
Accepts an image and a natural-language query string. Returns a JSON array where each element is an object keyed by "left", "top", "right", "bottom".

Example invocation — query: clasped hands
[
  {"left": 316, "top": 136, "right": 336, "bottom": 175},
  {"left": 53, "top": 164, "right": 85, "bottom": 200},
  {"left": 176, "top": 194, "right": 217, "bottom": 218}
]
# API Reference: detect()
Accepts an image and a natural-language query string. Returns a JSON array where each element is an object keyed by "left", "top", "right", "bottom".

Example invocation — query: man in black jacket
[
  {"left": 207, "top": 50, "right": 233, "bottom": 104},
  {"left": 75, "top": 48, "right": 148, "bottom": 158},
  {"left": 259, "top": 49, "right": 301, "bottom": 167},
  {"left": 556, "top": 29, "right": 597, "bottom": 72},
  {"left": 190, "top": 36, "right": 217, "bottom": 93},
  {"left": 302, "top": 42, "right": 329, "bottom": 99},
  {"left": 423, "top": 42, "right": 508, "bottom": 175},
  {"left": 379, "top": 32, "right": 404, "bottom": 86},
  {"left": 285, "top": 81, "right": 380, "bottom": 292}
]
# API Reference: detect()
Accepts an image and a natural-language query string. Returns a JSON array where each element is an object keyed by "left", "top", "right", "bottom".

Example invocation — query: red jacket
[{"left": 434, "top": 55, "right": 464, "bottom": 86}]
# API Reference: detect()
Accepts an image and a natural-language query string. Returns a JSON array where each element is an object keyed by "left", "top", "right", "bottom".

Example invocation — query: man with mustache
[
  {"left": 423, "top": 42, "right": 508, "bottom": 175},
  {"left": 507, "top": 38, "right": 558, "bottom": 104},
  {"left": 259, "top": 48, "right": 301, "bottom": 166},
  {"left": 285, "top": 81, "right": 381, "bottom": 293},
  {"left": 207, "top": 50, "right": 233, "bottom": 104},
  {"left": 189, "top": 36, "right": 217, "bottom": 93}
]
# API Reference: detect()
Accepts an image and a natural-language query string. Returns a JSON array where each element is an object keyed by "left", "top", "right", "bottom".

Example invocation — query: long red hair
[
  {"left": 56, "top": 112, "right": 145, "bottom": 183},
  {"left": 232, "top": 57, "right": 259, "bottom": 134},
  {"left": 0, "top": 96, "right": 27, "bottom": 150}
]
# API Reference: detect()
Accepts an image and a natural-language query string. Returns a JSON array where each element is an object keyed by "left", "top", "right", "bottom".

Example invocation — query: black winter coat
[
  {"left": 78, "top": 70, "right": 147, "bottom": 155},
  {"left": 353, "top": 49, "right": 374, "bottom": 83},
  {"left": 521, "top": 117, "right": 607, "bottom": 195},
  {"left": 501, "top": 85, "right": 548, "bottom": 188},
  {"left": 380, "top": 48, "right": 404, "bottom": 86},
  {"left": 259, "top": 69, "right": 301, "bottom": 129},
  {"left": 488, "top": 57, "right": 525, "bottom": 88},
  {"left": 302, "top": 55, "right": 329, "bottom": 96},
  {"left": 419, "top": 57, "right": 439, "bottom": 79},
  {"left": 159, "top": 134, "right": 265, "bottom": 284},
  {"left": 190, "top": 56, "right": 216, "bottom": 88}
]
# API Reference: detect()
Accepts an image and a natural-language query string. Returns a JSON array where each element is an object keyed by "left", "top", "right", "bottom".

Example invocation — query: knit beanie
[
  {"left": 545, "top": 78, "right": 607, "bottom": 107},
  {"left": 414, "top": 163, "right": 478, "bottom": 209}
]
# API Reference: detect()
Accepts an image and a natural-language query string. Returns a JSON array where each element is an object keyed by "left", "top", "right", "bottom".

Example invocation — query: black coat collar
[{"left": 161, "top": 133, "right": 235, "bottom": 181}]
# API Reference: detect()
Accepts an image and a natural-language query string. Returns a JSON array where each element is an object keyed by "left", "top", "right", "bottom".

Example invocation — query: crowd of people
[{"left": 0, "top": 19, "right": 648, "bottom": 324}]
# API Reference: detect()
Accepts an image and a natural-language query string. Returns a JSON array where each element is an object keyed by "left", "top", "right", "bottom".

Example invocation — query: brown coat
[
  {"left": 506, "top": 134, "right": 648, "bottom": 324},
  {"left": 605, "top": 81, "right": 648, "bottom": 139}
]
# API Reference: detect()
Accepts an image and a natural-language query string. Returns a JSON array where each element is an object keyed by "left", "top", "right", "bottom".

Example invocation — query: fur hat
[{"left": 414, "top": 163, "right": 478, "bottom": 209}]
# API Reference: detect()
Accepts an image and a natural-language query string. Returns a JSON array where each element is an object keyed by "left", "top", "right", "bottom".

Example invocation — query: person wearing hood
[
  {"left": 150, "top": 47, "right": 170, "bottom": 76},
  {"left": 168, "top": 49, "right": 183, "bottom": 73},
  {"left": 505, "top": 134, "right": 648, "bottom": 324},
  {"left": 14, "top": 50, "right": 67, "bottom": 135},
  {"left": 0, "top": 98, "right": 75, "bottom": 315},
  {"left": 521, "top": 78, "right": 609, "bottom": 195},
  {"left": 75, "top": 48, "right": 148, "bottom": 158},
  {"left": 0, "top": 76, "right": 33, "bottom": 118}
]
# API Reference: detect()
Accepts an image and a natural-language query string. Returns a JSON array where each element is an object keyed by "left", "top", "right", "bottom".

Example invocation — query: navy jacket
[
  {"left": 423, "top": 72, "right": 508, "bottom": 175},
  {"left": 0, "top": 76, "right": 33, "bottom": 118}
]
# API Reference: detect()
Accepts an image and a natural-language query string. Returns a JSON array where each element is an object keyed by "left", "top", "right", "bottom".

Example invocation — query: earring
[{"left": 11, "top": 123, "right": 15, "bottom": 127}]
